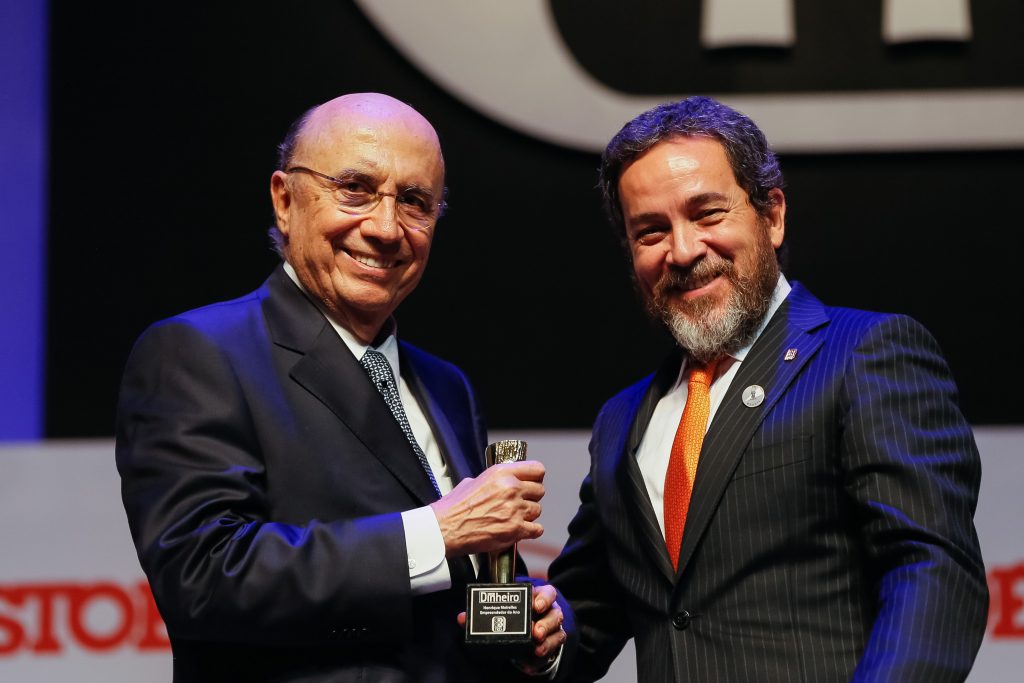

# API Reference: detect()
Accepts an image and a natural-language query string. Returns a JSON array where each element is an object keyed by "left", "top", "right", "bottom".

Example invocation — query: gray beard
[{"left": 648, "top": 232, "right": 779, "bottom": 364}]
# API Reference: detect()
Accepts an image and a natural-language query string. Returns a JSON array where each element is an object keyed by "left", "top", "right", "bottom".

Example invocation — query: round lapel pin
[{"left": 742, "top": 385, "right": 765, "bottom": 408}]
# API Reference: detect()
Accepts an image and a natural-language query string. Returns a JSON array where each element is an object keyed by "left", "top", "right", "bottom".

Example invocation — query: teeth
[
  {"left": 686, "top": 274, "right": 716, "bottom": 290},
  {"left": 351, "top": 253, "right": 396, "bottom": 269}
]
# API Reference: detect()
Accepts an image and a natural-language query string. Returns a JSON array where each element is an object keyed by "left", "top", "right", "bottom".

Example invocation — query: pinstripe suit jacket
[{"left": 548, "top": 283, "right": 988, "bottom": 682}]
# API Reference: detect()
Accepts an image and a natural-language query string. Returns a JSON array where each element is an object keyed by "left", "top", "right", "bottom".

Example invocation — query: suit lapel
[
  {"left": 263, "top": 267, "right": 440, "bottom": 506},
  {"left": 674, "top": 284, "right": 830, "bottom": 578},
  {"left": 621, "top": 351, "right": 683, "bottom": 584}
]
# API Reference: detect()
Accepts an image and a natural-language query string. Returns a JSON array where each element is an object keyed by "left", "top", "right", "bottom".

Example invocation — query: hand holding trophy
[{"left": 464, "top": 439, "right": 535, "bottom": 646}]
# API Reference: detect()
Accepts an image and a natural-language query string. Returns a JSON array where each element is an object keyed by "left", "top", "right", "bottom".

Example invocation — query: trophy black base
[{"left": 465, "top": 583, "right": 533, "bottom": 646}]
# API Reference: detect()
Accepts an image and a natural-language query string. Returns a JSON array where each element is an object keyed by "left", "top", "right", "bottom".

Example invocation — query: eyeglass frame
[{"left": 284, "top": 165, "right": 447, "bottom": 230}]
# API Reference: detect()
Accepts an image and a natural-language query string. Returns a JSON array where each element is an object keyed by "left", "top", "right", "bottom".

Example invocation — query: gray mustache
[{"left": 657, "top": 258, "right": 733, "bottom": 293}]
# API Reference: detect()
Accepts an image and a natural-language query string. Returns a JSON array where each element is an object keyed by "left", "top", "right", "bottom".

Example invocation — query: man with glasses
[{"left": 116, "top": 93, "right": 572, "bottom": 682}]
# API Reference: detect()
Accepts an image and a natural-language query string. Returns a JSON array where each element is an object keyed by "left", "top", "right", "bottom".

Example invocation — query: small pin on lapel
[
  {"left": 742, "top": 385, "right": 765, "bottom": 408},
  {"left": 784, "top": 348, "right": 798, "bottom": 362}
]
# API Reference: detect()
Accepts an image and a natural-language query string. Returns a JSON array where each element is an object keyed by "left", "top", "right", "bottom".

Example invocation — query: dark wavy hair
[{"left": 600, "top": 96, "right": 785, "bottom": 236}]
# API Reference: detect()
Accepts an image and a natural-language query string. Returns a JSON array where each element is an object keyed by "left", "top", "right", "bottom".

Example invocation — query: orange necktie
[{"left": 664, "top": 358, "right": 720, "bottom": 571}]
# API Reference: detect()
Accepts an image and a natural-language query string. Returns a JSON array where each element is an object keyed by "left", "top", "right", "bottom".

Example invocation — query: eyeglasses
[{"left": 285, "top": 165, "right": 446, "bottom": 230}]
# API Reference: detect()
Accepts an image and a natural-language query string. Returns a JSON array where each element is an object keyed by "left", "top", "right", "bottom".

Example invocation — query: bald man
[{"left": 116, "top": 94, "right": 573, "bottom": 682}]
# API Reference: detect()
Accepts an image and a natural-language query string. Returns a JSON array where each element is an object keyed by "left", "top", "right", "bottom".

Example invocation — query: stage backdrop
[
  {"left": 1, "top": 429, "right": 1021, "bottom": 682},
  {"left": 44, "top": 0, "right": 1024, "bottom": 438}
]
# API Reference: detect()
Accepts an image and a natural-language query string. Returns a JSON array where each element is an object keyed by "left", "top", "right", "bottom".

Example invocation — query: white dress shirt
[{"left": 283, "top": 263, "right": 457, "bottom": 594}]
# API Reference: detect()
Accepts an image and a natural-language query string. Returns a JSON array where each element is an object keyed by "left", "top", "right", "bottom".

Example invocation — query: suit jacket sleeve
[
  {"left": 116, "top": 318, "right": 420, "bottom": 646},
  {"left": 545, "top": 410, "right": 634, "bottom": 683},
  {"left": 842, "top": 314, "right": 988, "bottom": 681}
]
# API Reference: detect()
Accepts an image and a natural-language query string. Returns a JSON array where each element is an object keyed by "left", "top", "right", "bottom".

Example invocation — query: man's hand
[
  {"left": 523, "top": 583, "right": 566, "bottom": 668},
  {"left": 430, "top": 461, "right": 546, "bottom": 556}
]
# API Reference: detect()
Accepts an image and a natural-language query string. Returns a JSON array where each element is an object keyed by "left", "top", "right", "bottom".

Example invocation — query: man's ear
[
  {"left": 766, "top": 187, "right": 786, "bottom": 249},
  {"left": 270, "top": 170, "right": 292, "bottom": 237}
]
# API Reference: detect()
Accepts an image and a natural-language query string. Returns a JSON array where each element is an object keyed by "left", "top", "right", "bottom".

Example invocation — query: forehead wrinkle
[
  {"left": 295, "top": 115, "right": 384, "bottom": 161},
  {"left": 299, "top": 107, "right": 444, "bottom": 192},
  {"left": 330, "top": 157, "right": 385, "bottom": 178}
]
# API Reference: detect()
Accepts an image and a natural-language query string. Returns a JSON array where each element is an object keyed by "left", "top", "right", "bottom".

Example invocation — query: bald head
[{"left": 278, "top": 93, "right": 444, "bottom": 179}]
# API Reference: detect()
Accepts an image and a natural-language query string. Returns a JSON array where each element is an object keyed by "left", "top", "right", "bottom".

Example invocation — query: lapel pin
[
  {"left": 784, "top": 348, "right": 798, "bottom": 361},
  {"left": 742, "top": 385, "right": 765, "bottom": 408}
]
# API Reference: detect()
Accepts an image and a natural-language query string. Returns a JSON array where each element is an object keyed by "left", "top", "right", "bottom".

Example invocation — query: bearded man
[{"left": 547, "top": 96, "right": 988, "bottom": 682}]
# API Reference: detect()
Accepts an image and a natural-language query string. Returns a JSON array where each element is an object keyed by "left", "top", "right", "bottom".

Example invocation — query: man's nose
[
  {"left": 361, "top": 195, "right": 403, "bottom": 242},
  {"left": 665, "top": 222, "right": 707, "bottom": 267}
]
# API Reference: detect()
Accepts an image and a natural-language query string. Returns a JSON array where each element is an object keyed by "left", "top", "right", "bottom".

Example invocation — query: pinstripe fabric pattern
[{"left": 549, "top": 283, "right": 988, "bottom": 683}]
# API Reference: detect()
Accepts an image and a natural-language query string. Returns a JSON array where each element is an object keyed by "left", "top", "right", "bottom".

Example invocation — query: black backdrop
[{"left": 47, "top": 1, "right": 1024, "bottom": 436}]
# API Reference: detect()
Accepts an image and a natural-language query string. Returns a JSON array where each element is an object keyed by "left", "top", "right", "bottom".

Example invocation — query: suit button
[{"left": 672, "top": 610, "right": 691, "bottom": 630}]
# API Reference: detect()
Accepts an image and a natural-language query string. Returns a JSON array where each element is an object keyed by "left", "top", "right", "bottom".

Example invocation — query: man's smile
[
  {"left": 656, "top": 260, "right": 731, "bottom": 303},
  {"left": 346, "top": 249, "right": 401, "bottom": 270},
  {"left": 679, "top": 271, "right": 722, "bottom": 296}
]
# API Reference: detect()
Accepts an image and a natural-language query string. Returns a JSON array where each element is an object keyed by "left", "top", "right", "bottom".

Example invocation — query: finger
[
  {"left": 533, "top": 584, "right": 557, "bottom": 613},
  {"left": 533, "top": 609, "right": 562, "bottom": 640},
  {"left": 534, "top": 623, "right": 567, "bottom": 657},
  {"left": 520, "top": 520, "right": 543, "bottom": 540},
  {"left": 522, "top": 501, "right": 542, "bottom": 522},
  {"left": 517, "top": 481, "right": 546, "bottom": 501},
  {"left": 508, "top": 521, "right": 543, "bottom": 545},
  {"left": 503, "top": 460, "right": 546, "bottom": 482},
  {"left": 532, "top": 602, "right": 562, "bottom": 642}
]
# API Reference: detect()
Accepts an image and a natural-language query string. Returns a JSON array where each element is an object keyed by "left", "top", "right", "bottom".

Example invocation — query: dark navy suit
[
  {"left": 549, "top": 283, "right": 987, "bottom": 682},
  {"left": 117, "top": 266, "right": 516, "bottom": 682}
]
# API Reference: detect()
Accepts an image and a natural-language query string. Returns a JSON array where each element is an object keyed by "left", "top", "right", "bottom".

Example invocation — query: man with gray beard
[{"left": 547, "top": 96, "right": 988, "bottom": 682}]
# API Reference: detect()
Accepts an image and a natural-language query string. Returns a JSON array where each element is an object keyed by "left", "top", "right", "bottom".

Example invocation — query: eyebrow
[
  {"left": 625, "top": 211, "right": 666, "bottom": 228},
  {"left": 329, "top": 169, "right": 377, "bottom": 185},
  {"left": 397, "top": 182, "right": 436, "bottom": 199},
  {"left": 327, "top": 169, "right": 437, "bottom": 199},
  {"left": 686, "top": 191, "right": 730, "bottom": 208},
  {"left": 625, "top": 191, "right": 731, "bottom": 227}
]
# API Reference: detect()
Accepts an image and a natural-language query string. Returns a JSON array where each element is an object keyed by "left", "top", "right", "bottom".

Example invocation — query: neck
[
  {"left": 321, "top": 303, "right": 389, "bottom": 346},
  {"left": 280, "top": 261, "right": 390, "bottom": 345}
]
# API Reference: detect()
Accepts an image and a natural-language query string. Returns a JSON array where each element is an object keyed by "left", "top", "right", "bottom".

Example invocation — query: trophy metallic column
[{"left": 465, "top": 439, "right": 534, "bottom": 646}]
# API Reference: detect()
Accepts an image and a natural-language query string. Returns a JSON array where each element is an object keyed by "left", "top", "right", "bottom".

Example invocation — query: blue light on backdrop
[{"left": 0, "top": 0, "right": 47, "bottom": 439}]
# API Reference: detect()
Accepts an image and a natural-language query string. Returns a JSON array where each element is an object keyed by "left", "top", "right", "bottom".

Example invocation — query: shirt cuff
[
  {"left": 401, "top": 505, "right": 451, "bottom": 595},
  {"left": 535, "top": 644, "right": 563, "bottom": 678}
]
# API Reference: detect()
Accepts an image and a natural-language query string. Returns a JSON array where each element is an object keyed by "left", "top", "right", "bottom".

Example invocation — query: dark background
[
  {"left": 553, "top": 0, "right": 1024, "bottom": 92},
  {"left": 47, "top": 1, "right": 1024, "bottom": 436}
]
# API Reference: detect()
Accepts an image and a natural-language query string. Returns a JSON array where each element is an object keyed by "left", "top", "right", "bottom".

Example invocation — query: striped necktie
[{"left": 360, "top": 348, "right": 441, "bottom": 497}]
